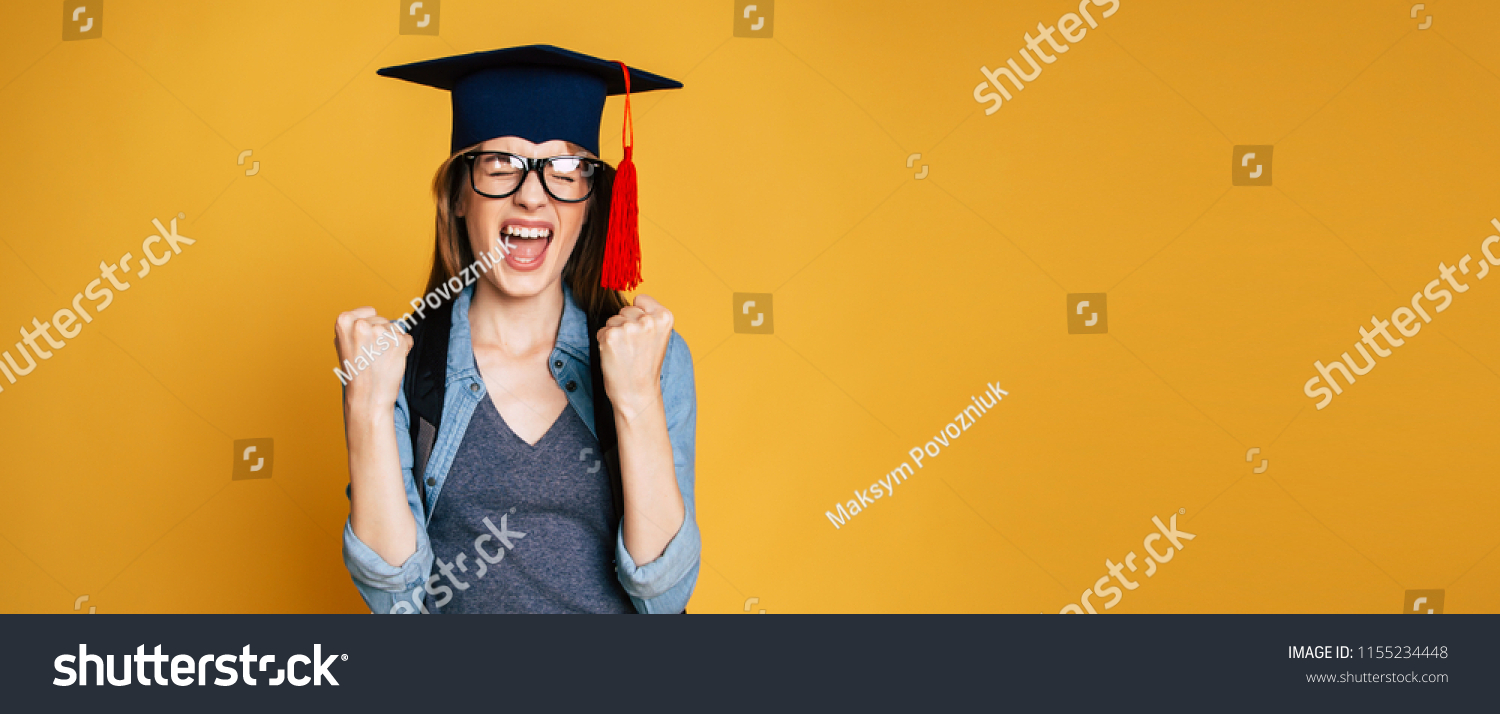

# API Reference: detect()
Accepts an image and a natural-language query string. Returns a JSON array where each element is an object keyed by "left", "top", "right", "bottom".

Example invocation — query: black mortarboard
[{"left": 376, "top": 44, "right": 682, "bottom": 157}]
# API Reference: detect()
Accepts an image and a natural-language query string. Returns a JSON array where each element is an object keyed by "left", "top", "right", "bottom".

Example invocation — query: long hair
[{"left": 424, "top": 143, "right": 627, "bottom": 325}]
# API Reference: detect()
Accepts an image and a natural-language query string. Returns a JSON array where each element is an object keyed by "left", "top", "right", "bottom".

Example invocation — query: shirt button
[
  {"left": 553, "top": 360, "right": 563, "bottom": 369},
  {"left": 469, "top": 383, "right": 480, "bottom": 393},
  {"left": 425, "top": 477, "right": 435, "bottom": 487},
  {"left": 565, "top": 380, "right": 577, "bottom": 392}
]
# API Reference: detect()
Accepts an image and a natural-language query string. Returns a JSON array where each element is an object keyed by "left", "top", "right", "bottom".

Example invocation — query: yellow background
[{"left": 2, "top": 0, "right": 1498, "bottom": 614}]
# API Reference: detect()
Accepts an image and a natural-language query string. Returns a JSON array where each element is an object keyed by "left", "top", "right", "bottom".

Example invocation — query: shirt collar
[
  {"left": 446, "top": 284, "right": 477, "bottom": 382},
  {"left": 555, "top": 281, "right": 591, "bottom": 362}
]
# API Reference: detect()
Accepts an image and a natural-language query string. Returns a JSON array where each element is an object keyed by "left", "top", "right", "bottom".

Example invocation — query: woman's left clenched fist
[{"left": 597, "top": 294, "right": 673, "bottom": 418}]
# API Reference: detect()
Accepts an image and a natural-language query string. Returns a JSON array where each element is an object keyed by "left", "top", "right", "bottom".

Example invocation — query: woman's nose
[{"left": 513, "top": 170, "right": 549, "bottom": 208}]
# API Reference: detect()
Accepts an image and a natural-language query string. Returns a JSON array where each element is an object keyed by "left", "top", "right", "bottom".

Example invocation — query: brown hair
[{"left": 424, "top": 143, "right": 626, "bottom": 325}]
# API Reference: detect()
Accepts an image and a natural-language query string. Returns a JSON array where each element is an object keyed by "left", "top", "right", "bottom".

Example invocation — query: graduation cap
[{"left": 378, "top": 45, "right": 683, "bottom": 291}]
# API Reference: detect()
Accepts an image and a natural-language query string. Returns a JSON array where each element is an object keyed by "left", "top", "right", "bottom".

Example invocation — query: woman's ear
[{"left": 454, "top": 192, "right": 466, "bottom": 218}]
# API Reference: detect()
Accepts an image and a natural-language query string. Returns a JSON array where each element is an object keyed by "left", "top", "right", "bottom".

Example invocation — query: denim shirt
[{"left": 341, "top": 282, "right": 701, "bottom": 614}]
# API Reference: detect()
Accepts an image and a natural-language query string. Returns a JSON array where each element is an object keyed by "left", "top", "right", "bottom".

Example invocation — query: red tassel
[
  {"left": 603, "top": 146, "right": 640, "bottom": 291},
  {"left": 602, "top": 61, "right": 642, "bottom": 291}
]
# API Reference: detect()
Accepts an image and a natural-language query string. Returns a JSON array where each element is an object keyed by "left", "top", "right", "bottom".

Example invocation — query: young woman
[{"left": 335, "top": 46, "right": 700, "bottom": 614}]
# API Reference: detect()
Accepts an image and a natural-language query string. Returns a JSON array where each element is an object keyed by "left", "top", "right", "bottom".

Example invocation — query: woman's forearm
[
  {"left": 346, "top": 406, "right": 419, "bottom": 568},
  {"left": 613, "top": 395, "right": 685, "bottom": 565}
]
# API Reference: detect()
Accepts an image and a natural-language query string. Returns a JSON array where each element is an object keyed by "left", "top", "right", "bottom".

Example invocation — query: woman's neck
[{"left": 467, "top": 277, "right": 565, "bottom": 357}]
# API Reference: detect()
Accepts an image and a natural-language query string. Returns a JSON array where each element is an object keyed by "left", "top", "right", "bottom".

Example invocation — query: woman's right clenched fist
[{"left": 334, "top": 307, "right": 412, "bottom": 416}]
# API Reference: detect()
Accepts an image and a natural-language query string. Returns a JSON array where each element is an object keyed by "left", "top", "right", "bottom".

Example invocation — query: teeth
[{"left": 503, "top": 225, "right": 551, "bottom": 239}]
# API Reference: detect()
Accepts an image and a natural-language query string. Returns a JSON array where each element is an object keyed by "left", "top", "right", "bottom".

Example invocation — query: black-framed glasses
[{"left": 462, "top": 151, "right": 604, "bottom": 203}]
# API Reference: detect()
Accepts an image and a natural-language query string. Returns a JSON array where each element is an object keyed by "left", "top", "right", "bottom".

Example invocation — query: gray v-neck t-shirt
[{"left": 423, "top": 392, "right": 634, "bottom": 614}]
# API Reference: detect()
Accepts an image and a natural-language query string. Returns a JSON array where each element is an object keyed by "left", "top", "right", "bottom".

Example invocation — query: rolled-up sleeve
[
  {"left": 341, "top": 387, "right": 434, "bottom": 614},
  {"left": 615, "top": 331, "right": 701, "bottom": 613}
]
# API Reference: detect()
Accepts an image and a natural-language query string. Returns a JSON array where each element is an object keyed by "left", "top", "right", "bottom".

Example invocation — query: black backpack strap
[
  {"left": 586, "top": 310, "right": 625, "bottom": 528},
  {"left": 403, "top": 299, "right": 453, "bottom": 517}
]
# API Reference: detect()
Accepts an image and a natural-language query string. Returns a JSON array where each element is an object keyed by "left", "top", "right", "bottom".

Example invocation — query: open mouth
[{"left": 499, "top": 222, "right": 553, "bottom": 272}]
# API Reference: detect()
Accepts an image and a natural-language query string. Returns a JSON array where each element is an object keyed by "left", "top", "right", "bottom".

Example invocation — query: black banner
[{"left": 1, "top": 614, "right": 1491, "bottom": 710}]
